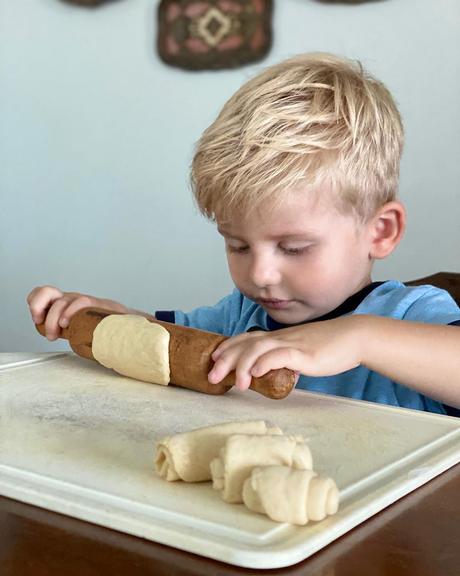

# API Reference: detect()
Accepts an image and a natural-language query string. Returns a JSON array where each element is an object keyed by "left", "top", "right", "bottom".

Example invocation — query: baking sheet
[{"left": 0, "top": 353, "right": 459, "bottom": 569}]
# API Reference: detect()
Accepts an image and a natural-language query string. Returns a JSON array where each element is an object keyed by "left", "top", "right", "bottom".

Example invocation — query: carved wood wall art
[
  {"left": 157, "top": 0, "right": 273, "bottom": 70},
  {"left": 60, "top": 0, "right": 108, "bottom": 5}
]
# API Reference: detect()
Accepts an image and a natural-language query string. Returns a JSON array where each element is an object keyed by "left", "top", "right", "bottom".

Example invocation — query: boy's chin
[{"left": 262, "top": 305, "right": 317, "bottom": 326}]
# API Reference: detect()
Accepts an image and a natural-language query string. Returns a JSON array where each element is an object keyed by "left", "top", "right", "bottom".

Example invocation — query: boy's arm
[
  {"left": 158, "top": 290, "right": 246, "bottom": 336},
  {"left": 209, "top": 315, "right": 460, "bottom": 408},
  {"left": 355, "top": 316, "right": 460, "bottom": 408}
]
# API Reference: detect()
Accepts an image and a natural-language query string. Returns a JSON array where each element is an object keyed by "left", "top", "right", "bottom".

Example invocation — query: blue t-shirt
[{"left": 156, "top": 281, "right": 460, "bottom": 415}]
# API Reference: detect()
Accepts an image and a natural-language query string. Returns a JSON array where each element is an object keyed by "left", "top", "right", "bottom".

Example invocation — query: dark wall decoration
[
  {"left": 56, "top": 0, "right": 383, "bottom": 70},
  {"left": 157, "top": 0, "right": 273, "bottom": 71},
  {"left": 60, "top": 0, "right": 108, "bottom": 5}
]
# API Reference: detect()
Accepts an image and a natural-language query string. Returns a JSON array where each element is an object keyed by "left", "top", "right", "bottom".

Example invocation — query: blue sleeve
[
  {"left": 402, "top": 290, "right": 460, "bottom": 417},
  {"left": 156, "top": 290, "right": 246, "bottom": 336},
  {"left": 402, "top": 286, "right": 460, "bottom": 324}
]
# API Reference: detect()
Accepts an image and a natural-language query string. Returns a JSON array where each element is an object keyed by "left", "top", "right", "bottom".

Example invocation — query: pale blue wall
[{"left": 1, "top": 0, "right": 459, "bottom": 351}]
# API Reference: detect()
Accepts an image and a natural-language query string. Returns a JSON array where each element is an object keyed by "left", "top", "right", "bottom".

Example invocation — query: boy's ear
[{"left": 368, "top": 201, "right": 406, "bottom": 259}]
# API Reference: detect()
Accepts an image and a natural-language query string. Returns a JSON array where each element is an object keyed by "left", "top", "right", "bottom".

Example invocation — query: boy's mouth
[{"left": 258, "top": 298, "right": 294, "bottom": 310}]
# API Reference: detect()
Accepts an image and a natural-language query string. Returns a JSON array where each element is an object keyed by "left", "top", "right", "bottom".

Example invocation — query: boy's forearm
[
  {"left": 355, "top": 315, "right": 460, "bottom": 408},
  {"left": 126, "top": 307, "right": 150, "bottom": 316}
]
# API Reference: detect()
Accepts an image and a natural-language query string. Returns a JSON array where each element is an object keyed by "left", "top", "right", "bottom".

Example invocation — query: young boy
[{"left": 27, "top": 53, "right": 460, "bottom": 415}]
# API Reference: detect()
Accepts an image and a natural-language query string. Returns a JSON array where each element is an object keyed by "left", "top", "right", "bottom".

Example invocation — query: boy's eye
[
  {"left": 227, "top": 243, "right": 249, "bottom": 253},
  {"left": 226, "top": 243, "right": 312, "bottom": 255},
  {"left": 280, "top": 245, "right": 311, "bottom": 256}
]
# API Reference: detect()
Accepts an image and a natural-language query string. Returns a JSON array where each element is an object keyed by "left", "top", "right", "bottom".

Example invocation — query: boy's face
[{"left": 217, "top": 189, "right": 375, "bottom": 324}]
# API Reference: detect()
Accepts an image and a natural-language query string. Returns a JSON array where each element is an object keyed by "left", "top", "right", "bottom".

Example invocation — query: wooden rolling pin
[{"left": 35, "top": 307, "right": 296, "bottom": 399}]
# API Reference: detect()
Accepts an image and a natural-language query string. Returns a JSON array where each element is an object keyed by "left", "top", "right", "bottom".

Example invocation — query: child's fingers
[
  {"left": 61, "top": 295, "right": 99, "bottom": 327},
  {"left": 208, "top": 341, "right": 250, "bottom": 384},
  {"left": 232, "top": 339, "right": 284, "bottom": 390},
  {"left": 250, "top": 347, "right": 304, "bottom": 378},
  {"left": 209, "top": 358, "right": 253, "bottom": 391},
  {"left": 211, "top": 339, "right": 237, "bottom": 361},
  {"left": 233, "top": 371, "right": 253, "bottom": 391},
  {"left": 27, "top": 285, "right": 63, "bottom": 325},
  {"left": 209, "top": 337, "right": 286, "bottom": 390},
  {"left": 44, "top": 298, "right": 71, "bottom": 341},
  {"left": 211, "top": 330, "right": 265, "bottom": 361},
  {"left": 207, "top": 357, "right": 232, "bottom": 384}
]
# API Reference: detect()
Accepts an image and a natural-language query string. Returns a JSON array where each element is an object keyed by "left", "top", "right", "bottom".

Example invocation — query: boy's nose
[{"left": 249, "top": 256, "right": 281, "bottom": 288}]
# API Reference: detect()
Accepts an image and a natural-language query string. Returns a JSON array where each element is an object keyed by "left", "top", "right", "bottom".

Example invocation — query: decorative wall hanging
[
  {"left": 60, "top": 0, "right": 108, "bottom": 5},
  {"left": 157, "top": 0, "right": 273, "bottom": 71}
]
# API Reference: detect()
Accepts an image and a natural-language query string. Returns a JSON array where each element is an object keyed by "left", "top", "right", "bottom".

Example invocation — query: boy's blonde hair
[{"left": 191, "top": 52, "right": 404, "bottom": 222}]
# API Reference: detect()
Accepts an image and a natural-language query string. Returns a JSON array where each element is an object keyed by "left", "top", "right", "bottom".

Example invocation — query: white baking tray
[{"left": 0, "top": 353, "right": 459, "bottom": 569}]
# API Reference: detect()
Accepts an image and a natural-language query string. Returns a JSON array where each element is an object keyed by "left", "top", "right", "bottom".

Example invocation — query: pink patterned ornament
[
  {"left": 158, "top": 0, "right": 273, "bottom": 70},
  {"left": 60, "top": 0, "right": 108, "bottom": 6}
]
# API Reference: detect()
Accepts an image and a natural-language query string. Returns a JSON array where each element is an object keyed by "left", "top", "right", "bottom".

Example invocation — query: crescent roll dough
[
  {"left": 242, "top": 466, "right": 339, "bottom": 525},
  {"left": 155, "top": 421, "right": 283, "bottom": 482},
  {"left": 92, "top": 315, "right": 170, "bottom": 385},
  {"left": 210, "top": 434, "right": 313, "bottom": 503}
]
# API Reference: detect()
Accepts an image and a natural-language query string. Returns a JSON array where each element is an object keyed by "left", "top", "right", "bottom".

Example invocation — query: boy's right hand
[{"left": 26, "top": 285, "right": 130, "bottom": 341}]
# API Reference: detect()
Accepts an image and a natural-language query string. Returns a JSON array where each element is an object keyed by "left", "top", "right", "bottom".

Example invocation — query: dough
[
  {"left": 92, "top": 315, "right": 170, "bottom": 385},
  {"left": 242, "top": 465, "right": 339, "bottom": 525},
  {"left": 210, "top": 434, "right": 313, "bottom": 503},
  {"left": 155, "top": 421, "right": 282, "bottom": 482}
]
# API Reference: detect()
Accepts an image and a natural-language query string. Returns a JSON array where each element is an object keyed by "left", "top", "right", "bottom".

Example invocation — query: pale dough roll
[
  {"left": 242, "top": 466, "right": 339, "bottom": 525},
  {"left": 92, "top": 315, "right": 170, "bottom": 385},
  {"left": 210, "top": 434, "right": 313, "bottom": 503},
  {"left": 155, "top": 421, "right": 283, "bottom": 482}
]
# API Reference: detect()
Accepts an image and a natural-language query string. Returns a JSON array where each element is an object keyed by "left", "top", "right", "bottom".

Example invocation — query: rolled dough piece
[
  {"left": 155, "top": 421, "right": 283, "bottom": 482},
  {"left": 92, "top": 315, "right": 170, "bottom": 385},
  {"left": 210, "top": 434, "right": 313, "bottom": 503},
  {"left": 242, "top": 465, "right": 339, "bottom": 525}
]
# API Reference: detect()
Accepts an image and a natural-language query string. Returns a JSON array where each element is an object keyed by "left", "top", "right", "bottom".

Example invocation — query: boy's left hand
[{"left": 208, "top": 316, "right": 363, "bottom": 390}]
